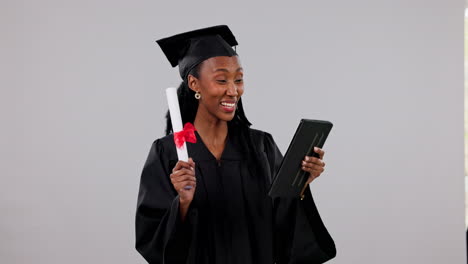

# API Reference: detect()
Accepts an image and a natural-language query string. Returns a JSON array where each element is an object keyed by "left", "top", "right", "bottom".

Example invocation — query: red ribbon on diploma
[{"left": 174, "top": 122, "right": 197, "bottom": 148}]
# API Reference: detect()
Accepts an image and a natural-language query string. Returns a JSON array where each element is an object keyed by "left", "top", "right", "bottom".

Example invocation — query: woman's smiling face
[{"left": 188, "top": 56, "right": 244, "bottom": 122}]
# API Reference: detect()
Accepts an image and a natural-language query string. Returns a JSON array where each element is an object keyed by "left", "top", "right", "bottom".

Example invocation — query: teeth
[{"left": 221, "top": 102, "right": 235, "bottom": 107}]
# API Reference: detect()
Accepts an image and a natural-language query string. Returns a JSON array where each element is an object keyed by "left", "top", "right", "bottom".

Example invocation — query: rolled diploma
[{"left": 165, "top": 87, "right": 189, "bottom": 162}]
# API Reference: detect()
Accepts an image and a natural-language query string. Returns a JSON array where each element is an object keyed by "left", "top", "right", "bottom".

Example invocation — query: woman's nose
[{"left": 226, "top": 82, "right": 238, "bottom": 96}]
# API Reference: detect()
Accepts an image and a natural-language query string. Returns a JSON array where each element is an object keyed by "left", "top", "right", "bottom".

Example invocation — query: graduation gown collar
[{"left": 186, "top": 129, "right": 243, "bottom": 161}]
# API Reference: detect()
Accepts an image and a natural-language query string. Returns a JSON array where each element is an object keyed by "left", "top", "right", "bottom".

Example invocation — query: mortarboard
[{"left": 156, "top": 25, "right": 238, "bottom": 80}]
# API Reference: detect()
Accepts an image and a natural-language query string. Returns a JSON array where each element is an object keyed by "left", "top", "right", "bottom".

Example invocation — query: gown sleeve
[
  {"left": 135, "top": 139, "right": 193, "bottom": 264},
  {"left": 263, "top": 132, "right": 337, "bottom": 264}
]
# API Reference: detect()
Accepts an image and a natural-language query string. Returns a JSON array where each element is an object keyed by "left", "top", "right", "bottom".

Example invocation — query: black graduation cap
[{"left": 156, "top": 25, "right": 238, "bottom": 80}]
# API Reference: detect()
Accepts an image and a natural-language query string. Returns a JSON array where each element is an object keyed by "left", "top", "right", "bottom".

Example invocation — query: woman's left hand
[{"left": 301, "top": 147, "right": 326, "bottom": 184}]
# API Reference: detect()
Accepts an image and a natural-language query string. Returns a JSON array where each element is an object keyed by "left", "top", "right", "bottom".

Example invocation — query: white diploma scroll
[{"left": 165, "top": 87, "right": 189, "bottom": 162}]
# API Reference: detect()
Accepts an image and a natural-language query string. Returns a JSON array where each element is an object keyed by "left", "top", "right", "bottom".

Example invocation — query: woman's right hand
[{"left": 170, "top": 157, "right": 196, "bottom": 205}]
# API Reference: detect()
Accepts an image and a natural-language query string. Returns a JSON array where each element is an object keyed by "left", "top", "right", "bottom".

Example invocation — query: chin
[{"left": 218, "top": 113, "right": 236, "bottom": 122}]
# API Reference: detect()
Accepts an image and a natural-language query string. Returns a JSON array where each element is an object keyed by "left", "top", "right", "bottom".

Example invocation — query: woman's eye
[
  {"left": 216, "top": 80, "right": 227, "bottom": 84},
  {"left": 235, "top": 79, "right": 243, "bottom": 83}
]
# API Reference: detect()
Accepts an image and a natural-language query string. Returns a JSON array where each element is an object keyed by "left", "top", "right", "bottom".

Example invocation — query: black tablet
[{"left": 268, "top": 119, "right": 333, "bottom": 198}]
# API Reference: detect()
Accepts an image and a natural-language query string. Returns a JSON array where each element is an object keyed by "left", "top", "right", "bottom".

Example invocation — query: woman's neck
[{"left": 193, "top": 114, "right": 228, "bottom": 149}]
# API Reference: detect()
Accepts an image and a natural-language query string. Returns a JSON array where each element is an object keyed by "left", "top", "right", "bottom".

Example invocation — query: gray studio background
[{"left": 0, "top": 0, "right": 465, "bottom": 263}]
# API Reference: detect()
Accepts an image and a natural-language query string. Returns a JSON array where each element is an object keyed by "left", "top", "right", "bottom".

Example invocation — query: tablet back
[{"left": 268, "top": 119, "right": 333, "bottom": 198}]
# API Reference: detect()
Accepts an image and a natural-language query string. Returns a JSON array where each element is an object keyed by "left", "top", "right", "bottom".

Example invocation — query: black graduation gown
[{"left": 135, "top": 128, "right": 336, "bottom": 264}]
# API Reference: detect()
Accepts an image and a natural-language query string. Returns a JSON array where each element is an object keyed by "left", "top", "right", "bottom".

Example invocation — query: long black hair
[{"left": 164, "top": 62, "right": 261, "bottom": 171}]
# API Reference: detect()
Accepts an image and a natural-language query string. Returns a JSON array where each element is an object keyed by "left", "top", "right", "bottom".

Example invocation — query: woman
[{"left": 135, "top": 25, "right": 336, "bottom": 264}]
